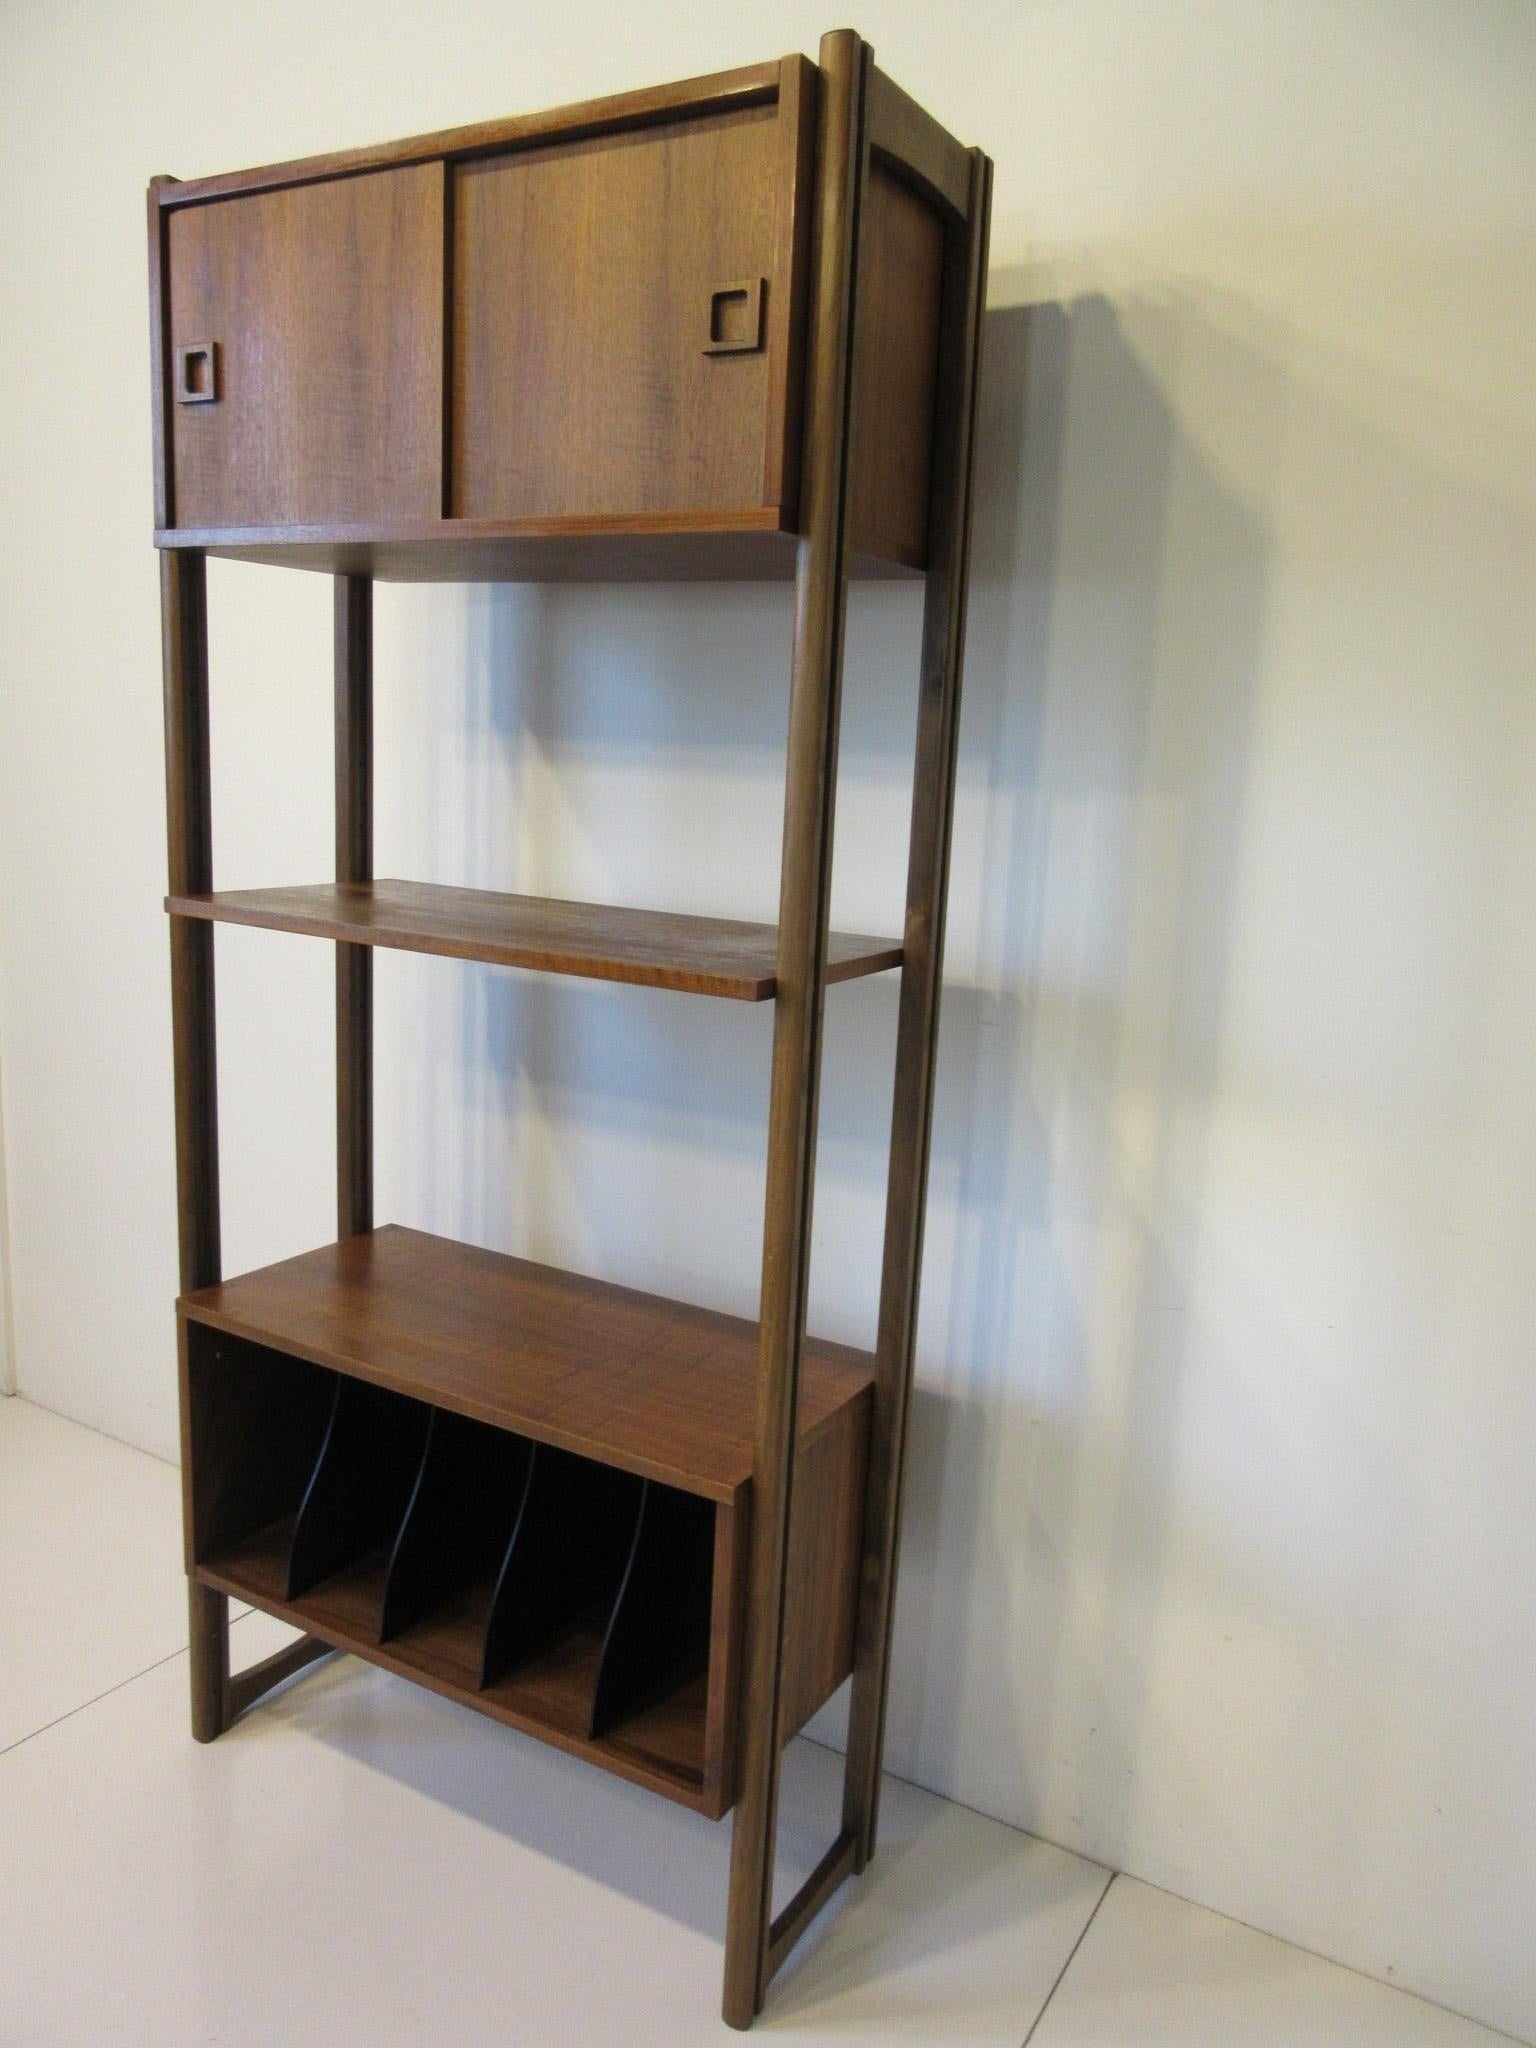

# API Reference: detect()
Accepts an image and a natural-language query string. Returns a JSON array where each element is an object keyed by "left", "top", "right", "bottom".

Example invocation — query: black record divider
[
  {"left": 480, "top": 1444, "right": 643, "bottom": 1689},
  {"left": 590, "top": 1481, "right": 715, "bottom": 1736},
  {"left": 380, "top": 1409, "right": 533, "bottom": 1640},
  {"left": 286, "top": 1376, "right": 433, "bottom": 1600},
  {"left": 253, "top": 1356, "right": 721, "bottom": 1743}
]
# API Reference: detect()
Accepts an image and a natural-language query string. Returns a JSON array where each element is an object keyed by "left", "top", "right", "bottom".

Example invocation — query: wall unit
[{"left": 151, "top": 29, "right": 991, "bottom": 2026}]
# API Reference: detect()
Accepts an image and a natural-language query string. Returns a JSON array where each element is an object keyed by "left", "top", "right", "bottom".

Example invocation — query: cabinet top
[{"left": 149, "top": 43, "right": 973, "bottom": 222}]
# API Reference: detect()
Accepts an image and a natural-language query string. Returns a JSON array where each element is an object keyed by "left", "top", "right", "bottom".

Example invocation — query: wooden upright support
[
  {"left": 164, "top": 554, "right": 351, "bottom": 1742},
  {"left": 334, "top": 574, "right": 374, "bottom": 1241},
  {"left": 722, "top": 28, "right": 869, "bottom": 2028},
  {"left": 723, "top": 38, "right": 993, "bottom": 2026},
  {"left": 161, "top": 546, "right": 228, "bottom": 1740},
  {"left": 841, "top": 146, "right": 993, "bottom": 1864}
]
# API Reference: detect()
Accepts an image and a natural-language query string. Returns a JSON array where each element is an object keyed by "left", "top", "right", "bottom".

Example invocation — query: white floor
[{"left": 0, "top": 1395, "right": 1518, "bottom": 2047}]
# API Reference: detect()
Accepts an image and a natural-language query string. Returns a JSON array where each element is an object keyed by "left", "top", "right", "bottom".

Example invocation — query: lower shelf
[
  {"left": 180, "top": 1230, "right": 873, "bottom": 1821},
  {"left": 201, "top": 1512, "right": 712, "bottom": 1808}
]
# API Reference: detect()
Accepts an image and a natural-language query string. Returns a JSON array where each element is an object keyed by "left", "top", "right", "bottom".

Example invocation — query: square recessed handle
[
  {"left": 175, "top": 342, "right": 219, "bottom": 404},
  {"left": 703, "top": 279, "right": 764, "bottom": 355}
]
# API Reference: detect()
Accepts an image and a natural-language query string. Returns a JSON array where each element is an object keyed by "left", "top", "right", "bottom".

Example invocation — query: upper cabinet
[
  {"left": 166, "top": 165, "right": 446, "bottom": 529},
  {"left": 151, "top": 54, "right": 955, "bottom": 577}
]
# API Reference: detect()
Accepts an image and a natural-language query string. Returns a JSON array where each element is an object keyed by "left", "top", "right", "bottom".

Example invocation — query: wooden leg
[
  {"left": 722, "top": 29, "right": 870, "bottom": 2030},
  {"left": 334, "top": 574, "right": 373, "bottom": 1241},
  {"left": 187, "top": 1581, "right": 229, "bottom": 1741},
  {"left": 162, "top": 549, "right": 223, "bottom": 1745},
  {"left": 162, "top": 550, "right": 219, "bottom": 1294},
  {"left": 840, "top": 152, "right": 994, "bottom": 1867}
]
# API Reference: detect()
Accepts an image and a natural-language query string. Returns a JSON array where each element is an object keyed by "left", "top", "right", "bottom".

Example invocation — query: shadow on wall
[
  {"left": 387, "top": 279, "right": 1280, "bottom": 1845},
  {"left": 887, "top": 280, "right": 1280, "bottom": 1833}
]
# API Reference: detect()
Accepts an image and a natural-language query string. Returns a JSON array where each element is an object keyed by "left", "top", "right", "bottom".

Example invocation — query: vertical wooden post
[
  {"left": 162, "top": 546, "right": 228, "bottom": 1740},
  {"left": 840, "top": 150, "right": 994, "bottom": 1863},
  {"left": 335, "top": 575, "right": 374, "bottom": 1240},
  {"left": 722, "top": 29, "right": 870, "bottom": 2031}
]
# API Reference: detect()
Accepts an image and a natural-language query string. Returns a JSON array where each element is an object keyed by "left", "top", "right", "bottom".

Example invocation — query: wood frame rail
[{"left": 156, "top": 28, "right": 992, "bottom": 2028}]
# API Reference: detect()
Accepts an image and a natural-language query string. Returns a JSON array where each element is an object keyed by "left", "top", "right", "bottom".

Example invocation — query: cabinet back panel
[
  {"left": 451, "top": 107, "right": 790, "bottom": 522},
  {"left": 168, "top": 165, "right": 445, "bottom": 527}
]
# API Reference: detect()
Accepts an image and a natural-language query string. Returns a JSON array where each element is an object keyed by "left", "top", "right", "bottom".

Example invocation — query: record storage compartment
[{"left": 179, "top": 1226, "right": 872, "bottom": 1819}]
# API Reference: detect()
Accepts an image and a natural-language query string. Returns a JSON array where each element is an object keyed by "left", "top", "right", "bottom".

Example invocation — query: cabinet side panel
[
  {"left": 168, "top": 165, "right": 445, "bottom": 527},
  {"left": 181, "top": 1322, "right": 336, "bottom": 1569},
  {"left": 848, "top": 164, "right": 946, "bottom": 567},
  {"left": 705, "top": 1500, "right": 749, "bottom": 1813},
  {"left": 779, "top": 1394, "right": 870, "bottom": 1739},
  {"left": 452, "top": 106, "right": 784, "bottom": 521}
]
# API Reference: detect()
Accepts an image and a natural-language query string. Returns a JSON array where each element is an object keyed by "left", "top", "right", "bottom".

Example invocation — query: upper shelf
[{"left": 165, "top": 878, "right": 904, "bottom": 1000}]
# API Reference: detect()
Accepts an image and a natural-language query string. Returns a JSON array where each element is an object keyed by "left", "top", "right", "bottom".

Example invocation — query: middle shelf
[{"left": 165, "top": 878, "right": 904, "bottom": 1000}]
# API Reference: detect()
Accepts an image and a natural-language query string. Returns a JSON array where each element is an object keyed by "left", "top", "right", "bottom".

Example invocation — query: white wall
[
  {"left": 0, "top": 1047, "right": 13, "bottom": 1395},
  {"left": 2, "top": 1, "right": 1533, "bottom": 2037}
]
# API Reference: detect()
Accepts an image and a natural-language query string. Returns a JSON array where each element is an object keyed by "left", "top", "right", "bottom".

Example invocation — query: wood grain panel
[
  {"left": 164, "top": 879, "right": 902, "bottom": 1000},
  {"left": 168, "top": 165, "right": 445, "bottom": 527},
  {"left": 722, "top": 31, "right": 871, "bottom": 2022},
  {"left": 779, "top": 1392, "right": 869, "bottom": 1738},
  {"left": 841, "top": 152, "right": 994, "bottom": 1869},
  {"left": 866, "top": 66, "right": 973, "bottom": 220},
  {"left": 847, "top": 163, "right": 946, "bottom": 568},
  {"left": 453, "top": 106, "right": 793, "bottom": 521},
  {"left": 180, "top": 1225, "right": 872, "bottom": 1503}
]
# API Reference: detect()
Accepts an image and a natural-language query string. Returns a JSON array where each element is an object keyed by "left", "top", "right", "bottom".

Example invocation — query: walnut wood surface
[
  {"left": 162, "top": 546, "right": 230, "bottom": 1738},
  {"left": 842, "top": 149, "right": 995, "bottom": 1867},
  {"left": 186, "top": 1582, "right": 229, "bottom": 1741},
  {"left": 180, "top": 1225, "right": 872, "bottom": 1503},
  {"left": 453, "top": 105, "right": 796, "bottom": 522},
  {"left": 705, "top": 1504, "right": 748, "bottom": 1815},
  {"left": 848, "top": 163, "right": 946, "bottom": 568},
  {"left": 766, "top": 1828, "right": 859, "bottom": 1978},
  {"left": 760, "top": 57, "right": 816, "bottom": 514},
  {"left": 152, "top": 48, "right": 959, "bottom": 577},
  {"left": 162, "top": 552, "right": 220, "bottom": 1294},
  {"left": 146, "top": 179, "right": 175, "bottom": 526},
  {"left": 182, "top": 1295, "right": 868, "bottom": 1818},
  {"left": 334, "top": 576, "right": 373, "bottom": 1239},
  {"left": 778, "top": 1384, "right": 867, "bottom": 1738},
  {"left": 723, "top": 29, "right": 871, "bottom": 2028},
  {"left": 167, "top": 166, "right": 445, "bottom": 527},
  {"left": 164, "top": 879, "right": 902, "bottom": 1000},
  {"left": 189, "top": 1376, "right": 863, "bottom": 1816},
  {"left": 865, "top": 65, "right": 974, "bottom": 220}
]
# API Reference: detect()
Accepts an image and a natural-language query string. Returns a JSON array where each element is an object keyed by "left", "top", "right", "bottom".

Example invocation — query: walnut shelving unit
[{"left": 151, "top": 29, "right": 991, "bottom": 2027}]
